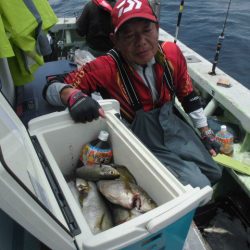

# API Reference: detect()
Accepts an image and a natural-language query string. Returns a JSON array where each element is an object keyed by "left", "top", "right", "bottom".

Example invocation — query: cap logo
[{"left": 117, "top": 0, "right": 142, "bottom": 17}]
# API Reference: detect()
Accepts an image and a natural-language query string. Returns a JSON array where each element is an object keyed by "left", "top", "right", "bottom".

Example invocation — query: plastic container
[
  {"left": 80, "top": 130, "right": 113, "bottom": 165},
  {"left": 215, "top": 125, "right": 234, "bottom": 156},
  {"left": 0, "top": 96, "right": 212, "bottom": 250}
]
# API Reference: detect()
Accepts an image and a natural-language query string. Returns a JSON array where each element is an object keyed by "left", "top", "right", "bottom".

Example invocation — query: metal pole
[
  {"left": 174, "top": 0, "right": 185, "bottom": 43},
  {"left": 209, "top": 0, "right": 232, "bottom": 75}
]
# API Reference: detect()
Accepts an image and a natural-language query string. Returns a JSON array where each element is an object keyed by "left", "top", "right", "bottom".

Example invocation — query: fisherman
[
  {"left": 76, "top": 0, "right": 116, "bottom": 57},
  {"left": 44, "top": 0, "right": 223, "bottom": 188}
]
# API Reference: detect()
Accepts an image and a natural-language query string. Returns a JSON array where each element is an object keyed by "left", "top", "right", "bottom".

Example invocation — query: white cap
[
  {"left": 221, "top": 125, "right": 227, "bottom": 131},
  {"left": 98, "top": 130, "right": 109, "bottom": 141}
]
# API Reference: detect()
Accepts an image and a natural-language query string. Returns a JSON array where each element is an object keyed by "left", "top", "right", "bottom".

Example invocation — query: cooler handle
[{"left": 146, "top": 186, "right": 212, "bottom": 234}]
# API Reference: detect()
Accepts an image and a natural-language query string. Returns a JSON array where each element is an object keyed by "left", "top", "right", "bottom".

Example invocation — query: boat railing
[{"left": 159, "top": 28, "right": 250, "bottom": 145}]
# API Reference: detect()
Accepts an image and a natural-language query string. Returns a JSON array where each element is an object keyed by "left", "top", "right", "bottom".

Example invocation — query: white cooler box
[{"left": 0, "top": 93, "right": 212, "bottom": 250}]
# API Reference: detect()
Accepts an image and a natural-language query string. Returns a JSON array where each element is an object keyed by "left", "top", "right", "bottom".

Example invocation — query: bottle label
[
  {"left": 80, "top": 144, "right": 113, "bottom": 165},
  {"left": 216, "top": 137, "right": 233, "bottom": 144},
  {"left": 215, "top": 135, "right": 234, "bottom": 156}
]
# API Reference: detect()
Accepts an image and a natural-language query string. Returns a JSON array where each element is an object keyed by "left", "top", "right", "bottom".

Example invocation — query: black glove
[
  {"left": 201, "top": 129, "right": 221, "bottom": 154},
  {"left": 67, "top": 90, "right": 101, "bottom": 123}
]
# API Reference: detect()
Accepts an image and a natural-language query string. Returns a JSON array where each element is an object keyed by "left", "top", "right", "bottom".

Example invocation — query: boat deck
[
  {"left": 14, "top": 58, "right": 250, "bottom": 250},
  {"left": 1, "top": 25, "right": 249, "bottom": 250}
]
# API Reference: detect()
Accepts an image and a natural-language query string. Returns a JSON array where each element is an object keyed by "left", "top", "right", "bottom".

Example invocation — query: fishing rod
[
  {"left": 174, "top": 0, "right": 185, "bottom": 43},
  {"left": 209, "top": 0, "right": 232, "bottom": 75}
]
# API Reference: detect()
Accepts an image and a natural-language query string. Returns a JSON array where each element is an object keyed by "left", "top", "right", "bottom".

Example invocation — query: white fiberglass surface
[{"left": 39, "top": 117, "right": 178, "bottom": 205}]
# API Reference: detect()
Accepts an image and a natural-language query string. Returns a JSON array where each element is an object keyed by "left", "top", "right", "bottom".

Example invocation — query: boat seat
[{"left": 15, "top": 60, "right": 76, "bottom": 127}]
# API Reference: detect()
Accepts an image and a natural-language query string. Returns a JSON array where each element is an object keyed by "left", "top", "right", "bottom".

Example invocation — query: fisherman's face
[{"left": 112, "top": 19, "right": 159, "bottom": 65}]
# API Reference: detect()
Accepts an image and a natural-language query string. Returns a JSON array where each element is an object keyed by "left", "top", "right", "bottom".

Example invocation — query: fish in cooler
[
  {"left": 110, "top": 204, "right": 142, "bottom": 225},
  {"left": 75, "top": 164, "right": 120, "bottom": 181},
  {"left": 68, "top": 165, "right": 157, "bottom": 233},
  {"left": 111, "top": 164, "right": 137, "bottom": 184},
  {"left": 97, "top": 179, "right": 157, "bottom": 212},
  {"left": 76, "top": 178, "right": 113, "bottom": 234}
]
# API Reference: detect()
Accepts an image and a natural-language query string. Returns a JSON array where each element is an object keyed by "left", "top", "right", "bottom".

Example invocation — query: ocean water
[{"left": 49, "top": 0, "right": 250, "bottom": 89}]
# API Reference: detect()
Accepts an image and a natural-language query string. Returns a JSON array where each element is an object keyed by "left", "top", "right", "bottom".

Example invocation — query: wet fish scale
[
  {"left": 75, "top": 164, "right": 120, "bottom": 181},
  {"left": 129, "top": 182, "right": 157, "bottom": 212},
  {"left": 111, "top": 164, "right": 137, "bottom": 184},
  {"left": 97, "top": 179, "right": 136, "bottom": 209},
  {"left": 111, "top": 205, "right": 142, "bottom": 225},
  {"left": 77, "top": 180, "right": 113, "bottom": 234},
  {"left": 97, "top": 179, "right": 157, "bottom": 211}
]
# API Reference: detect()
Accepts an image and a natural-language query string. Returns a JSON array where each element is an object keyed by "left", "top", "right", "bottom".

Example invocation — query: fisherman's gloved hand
[
  {"left": 67, "top": 89, "right": 103, "bottom": 123},
  {"left": 201, "top": 128, "right": 221, "bottom": 156}
]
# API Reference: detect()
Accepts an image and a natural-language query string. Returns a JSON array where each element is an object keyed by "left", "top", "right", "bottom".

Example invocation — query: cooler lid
[{"left": 0, "top": 92, "right": 77, "bottom": 249}]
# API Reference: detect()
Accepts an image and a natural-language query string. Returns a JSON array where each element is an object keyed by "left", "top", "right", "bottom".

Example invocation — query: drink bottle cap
[
  {"left": 98, "top": 130, "right": 109, "bottom": 141},
  {"left": 221, "top": 125, "right": 227, "bottom": 131}
]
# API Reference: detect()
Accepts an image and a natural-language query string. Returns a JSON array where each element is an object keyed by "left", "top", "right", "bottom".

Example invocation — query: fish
[
  {"left": 76, "top": 179, "right": 113, "bottom": 234},
  {"left": 97, "top": 179, "right": 135, "bottom": 209},
  {"left": 67, "top": 180, "right": 82, "bottom": 209},
  {"left": 76, "top": 178, "right": 89, "bottom": 195},
  {"left": 110, "top": 204, "right": 142, "bottom": 225},
  {"left": 97, "top": 179, "right": 157, "bottom": 212},
  {"left": 131, "top": 182, "right": 157, "bottom": 212},
  {"left": 111, "top": 164, "right": 137, "bottom": 184},
  {"left": 75, "top": 164, "right": 120, "bottom": 181}
]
